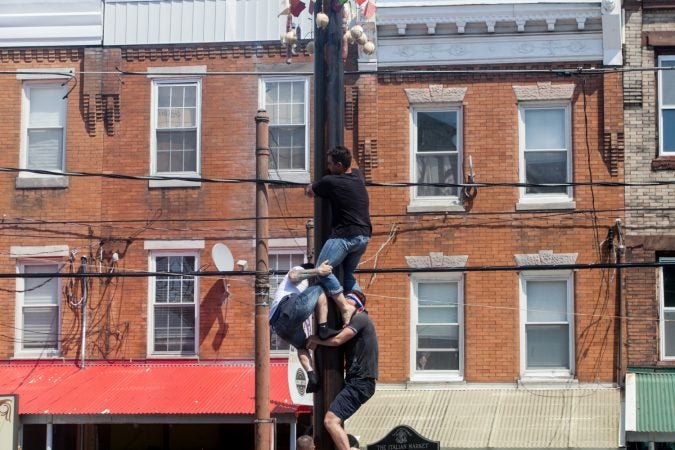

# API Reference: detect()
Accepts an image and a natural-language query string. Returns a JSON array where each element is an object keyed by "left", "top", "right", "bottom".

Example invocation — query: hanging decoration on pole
[{"left": 278, "top": 0, "right": 377, "bottom": 60}]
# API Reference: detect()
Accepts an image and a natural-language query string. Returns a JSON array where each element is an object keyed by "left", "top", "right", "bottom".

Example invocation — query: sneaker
[
  {"left": 319, "top": 326, "right": 341, "bottom": 340},
  {"left": 306, "top": 371, "right": 321, "bottom": 393}
]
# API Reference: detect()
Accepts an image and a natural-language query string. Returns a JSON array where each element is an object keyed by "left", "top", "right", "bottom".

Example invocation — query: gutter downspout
[{"left": 616, "top": 218, "right": 625, "bottom": 388}]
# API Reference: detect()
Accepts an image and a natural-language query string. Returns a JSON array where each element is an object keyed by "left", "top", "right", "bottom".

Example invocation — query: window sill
[
  {"left": 407, "top": 201, "right": 465, "bottom": 214},
  {"left": 409, "top": 373, "right": 464, "bottom": 384},
  {"left": 16, "top": 176, "right": 68, "bottom": 189},
  {"left": 12, "top": 352, "right": 61, "bottom": 359},
  {"left": 149, "top": 179, "right": 201, "bottom": 188},
  {"left": 516, "top": 200, "right": 576, "bottom": 211},
  {"left": 518, "top": 375, "right": 577, "bottom": 387},
  {"left": 652, "top": 156, "right": 675, "bottom": 171},
  {"left": 146, "top": 354, "right": 199, "bottom": 359},
  {"left": 269, "top": 170, "right": 310, "bottom": 184}
]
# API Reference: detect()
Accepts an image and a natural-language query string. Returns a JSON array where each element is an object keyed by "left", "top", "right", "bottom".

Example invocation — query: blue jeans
[
  {"left": 316, "top": 235, "right": 370, "bottom": 296},
  {"left": 270, "top": 285, "right": 323, "bottom": 349}
]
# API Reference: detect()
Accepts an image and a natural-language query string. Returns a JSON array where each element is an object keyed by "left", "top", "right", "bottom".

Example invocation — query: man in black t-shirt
[
  {"left": 307, "top": 291, "right": 378, "bottom": 450},
  {"left": 305, "top": 146, "right": 372, "bottom": 329}
]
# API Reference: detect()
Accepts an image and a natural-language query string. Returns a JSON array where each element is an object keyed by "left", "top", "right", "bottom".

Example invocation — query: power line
[
  {"left": 1, "top": 261, "right": 673, "bottom": 279},
  {"left": 6, "top": 166, "right": 675, "bottom": 190}
]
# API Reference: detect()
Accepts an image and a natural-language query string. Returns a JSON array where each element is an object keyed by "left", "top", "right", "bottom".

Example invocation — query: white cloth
[{"left": 268, "top": 266, "right": 308, "bottom": 321}]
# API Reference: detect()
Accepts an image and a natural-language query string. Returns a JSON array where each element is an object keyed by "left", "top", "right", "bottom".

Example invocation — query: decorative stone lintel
[
  {"left": 405, "top": 85, "right": 467, "bottom": 104},
  {"left": 513, "top": 82, "right": 575, "bottom": 101},
  {"left": 514, "top": 250, "right": 578, "bottom": 266},
  {"left": 405, "top": 253, "right": 468, "bottom": 269}
]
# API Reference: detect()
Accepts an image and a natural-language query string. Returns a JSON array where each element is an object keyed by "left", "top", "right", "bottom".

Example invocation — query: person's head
[
  {"left": 327, "top": 146, "right": 352, "bottom": 174},
  {"left": 347, "top": 434, "right": 360, "bottom": 448},
  {"left": 345, "top": 290, "right": 366, "bottom": 312},
  {"left": 297, "top": 434, "right": 315, "bottom": 450}
]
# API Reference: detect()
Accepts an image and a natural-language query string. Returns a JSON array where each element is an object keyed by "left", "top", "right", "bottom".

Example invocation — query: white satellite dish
[{"left": 212, "top": 243, "right": 235, "bottom": 272}]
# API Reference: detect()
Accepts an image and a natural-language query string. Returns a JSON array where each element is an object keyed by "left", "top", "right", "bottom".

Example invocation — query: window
[
  {"left": 659, "top": 56, "right": 675, "bottom": 154},
  {"left": 520, "top": 272, "right": 574, "bottom": 377},
  {"left": 260, "top": 78, "right": 309, "bottom": 181},
  {"left": 410, "top": 275, "right": 463, "bottom": 380},
  {"left": 269, "top": 249, "right": 306, "bottom": 352},
  {"left": 151, "top": 80, "right": 201, "bottom": 179},
  {"left": 16, "top": 262, "right": 60, "bottom": 356},
  {"left": 659, "top": 258, "right": 675, "bottom": 360},
  {"left": 518, "top": 104, "right": 572, "bottom": 205},
  {"left": 21, "top": 83, "right": 67, "bottom": 173},
  {"left": 411, "top": 108, "right": 462, "bottom": 205},
  {"left": 149, "top": 253, "right": 198, "bottom": 355}
]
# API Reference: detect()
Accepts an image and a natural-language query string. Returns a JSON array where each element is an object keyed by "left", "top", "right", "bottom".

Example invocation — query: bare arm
[
  {"left": 304, "top": 183, "right": 315, "bottom": 198},
  {"left": 288, "top": 260, "right": 332, "bottom": 283},
  {"left": 307, "top": 327, "right": 356, "bottom": 348}
]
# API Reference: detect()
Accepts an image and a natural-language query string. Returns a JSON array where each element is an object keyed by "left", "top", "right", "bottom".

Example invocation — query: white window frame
[
  {"left": 147, "top": 250, "right": 200, "bottom": 357},
  {"left": 519, "top": 270, "right": 575, "bottom": 378},
  {"left": 659, "top": 258, "right": 675, "bottom": 361},
  {"left": 408, "top": 105, "right": 464, "bottom": 213},
  {"left": 14, "top": 259, "right": 62, "bottom": 358},
  {"left": 410, "top": 273, "right": 464, "bottom": 382},
  {"left": 19, "top": 82, "right": 68, "bottom": 181},
  {"left": 259, "top": 76, "right": 310, "bottom": 184},
  {"left": 149, "top": 77, "right": 202, "bottom": 188},
  {"left": 268, "top": 239, "right": 307, "bottom": 355},
  {"left": 517, "top": 102, "right": 573, "bottom": 209},
  {"left": 659, "top": 55, "right": 675, "bottom": 155}
]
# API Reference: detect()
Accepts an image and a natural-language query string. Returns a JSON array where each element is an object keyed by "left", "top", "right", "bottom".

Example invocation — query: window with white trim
[
  {"left": 149, "top": 252, "right": 199, "bottom": 355},
  {"left": 260, "top": 78, "right": 309, "bottom": 179},
  {"left": 659, "top": 56, "right": 675, "bottom": 154},
  {"left": 520, "top": 271, "right": 574, "bottom": 377},
  {"left": 659, "top": 258, "right": 675, "bottom": 360},
  {"left": 518, "top": 104, "right": 572, "bottom": 203},
  {"left": 21, "top": 83, "right": 67, "bottom": 173},
  {"left": 152, "top": 80, "right": 201, "bottom": 177},
  {"left": 16, "top": 262, "right": 60, "bottom": 356},
  {"left": 411, "top": 108, "right": 462, "bottom": 203},
  {"left": 269, "top": 249, "right": 306, "bottom": 352},
  {"left": 410, "top": 274, "right": 463, "bottom": 380}
]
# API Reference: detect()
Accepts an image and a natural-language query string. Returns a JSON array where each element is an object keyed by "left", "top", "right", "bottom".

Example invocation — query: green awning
[
  {"left": 345, "top": 386, "right": 620, "bottom": 449},
  {"left": 626, "top": 370, "right": 675, "bottom": 435}
]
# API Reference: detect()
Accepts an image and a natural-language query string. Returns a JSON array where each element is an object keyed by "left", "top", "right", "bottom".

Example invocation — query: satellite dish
[{"left": 212, "top": 243, "right": 235, "bottom": 272}]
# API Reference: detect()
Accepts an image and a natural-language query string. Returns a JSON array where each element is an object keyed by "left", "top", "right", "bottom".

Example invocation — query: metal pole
[
  {"left": 313, "top": 0, "right": 346, "bottom": 448},
  {"left": 255, "top": 109, "right": 272, "bottom": 450},
  {"left": 80, "top": 256, "right": 88, "bottom": 369}
]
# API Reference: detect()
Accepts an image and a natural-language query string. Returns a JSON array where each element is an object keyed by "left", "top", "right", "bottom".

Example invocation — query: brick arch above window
[
  {"left": 513, "top": 82, "right": 575, "bottom": 101},
  {"left": 514, "top": 250, "right": 578, "bottom": 266},
  {"left": 405, "top": 252, "right": 468, "bottom": 269},
  {"left": 404, "top": 85, "right": 467, "bottom": 104}
]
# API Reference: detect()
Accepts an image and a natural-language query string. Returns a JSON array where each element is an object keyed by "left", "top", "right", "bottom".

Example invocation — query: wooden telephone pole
[{"left": 313, "top": 0, "right": 346, "bottom": 448}]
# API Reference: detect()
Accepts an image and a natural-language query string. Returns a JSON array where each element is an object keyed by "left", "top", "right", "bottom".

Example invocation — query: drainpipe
[
  {"left": 80, "top": 256, "right": 88, "bottom": 369},
  {"left": 616, "top": 219, "right": 625, "bottom": 387},
  {"left": 290, "top": 420, "right": 297, "bottom": 450}
]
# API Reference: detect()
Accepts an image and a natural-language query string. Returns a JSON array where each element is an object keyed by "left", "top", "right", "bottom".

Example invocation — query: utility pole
[
  {"left": 313, "top": 0, "right": 346, "bottom": 448},
  {"left": 254, "top": 109, "right": 272, "bottom": 450}
]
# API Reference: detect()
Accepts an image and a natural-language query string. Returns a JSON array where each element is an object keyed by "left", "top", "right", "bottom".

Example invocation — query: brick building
[
  {"left": 342, "top": 0, "right": 625, "bottom": 447},
  {"left": 622, "top": 0, "right": 675, "bottom": 447},
  {"left": 0, "top": 0, "right": 315, "bottom": 449},
  {"left": 0, "top": 0, "right": 632, "bottom": 449}
]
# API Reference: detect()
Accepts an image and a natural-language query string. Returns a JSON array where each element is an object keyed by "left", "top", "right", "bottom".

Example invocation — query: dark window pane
[
  {"left": 417, "top": 111, "right": 457, "bottom": 152},
  {"left": 525, "top": 151, "right": 567, "bottom": 194}
]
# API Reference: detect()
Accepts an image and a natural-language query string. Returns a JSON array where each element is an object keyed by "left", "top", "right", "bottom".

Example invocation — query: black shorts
[{"left": 328, "top": 378, "right": 376, "bottom": 422}]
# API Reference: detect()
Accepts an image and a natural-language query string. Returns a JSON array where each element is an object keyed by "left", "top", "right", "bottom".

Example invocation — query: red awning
[{"left": 0, "top": 360, "right": 309, "bottom": 416}]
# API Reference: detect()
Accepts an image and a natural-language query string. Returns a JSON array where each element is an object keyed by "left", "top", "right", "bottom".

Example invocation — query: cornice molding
[{"left": 377, "top": 33, "right": 603, "bottom": 67}]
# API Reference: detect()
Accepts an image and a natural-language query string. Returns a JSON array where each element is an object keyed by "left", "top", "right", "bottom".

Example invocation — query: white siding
[
  {"left": 0, "top": 1, "right": 102, "bottom": 47},
  {"left": 104, "top": 0, "right": 313, "bottom": 45}
]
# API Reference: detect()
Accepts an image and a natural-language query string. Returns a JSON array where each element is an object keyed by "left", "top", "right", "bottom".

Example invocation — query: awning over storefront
[
  {"left": 345, "top": 386, "right": 620, "bottom": 449},
  {"left": 0, "top": 360, "right": 308, "bottom": 421},
  {"left": 626, "top": 369, "right": 675, "bottom": 442}
]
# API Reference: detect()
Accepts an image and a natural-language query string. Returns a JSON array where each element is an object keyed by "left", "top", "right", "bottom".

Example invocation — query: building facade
[{"left": 622, "top": 0, "right": 675, "bottom": 448}]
